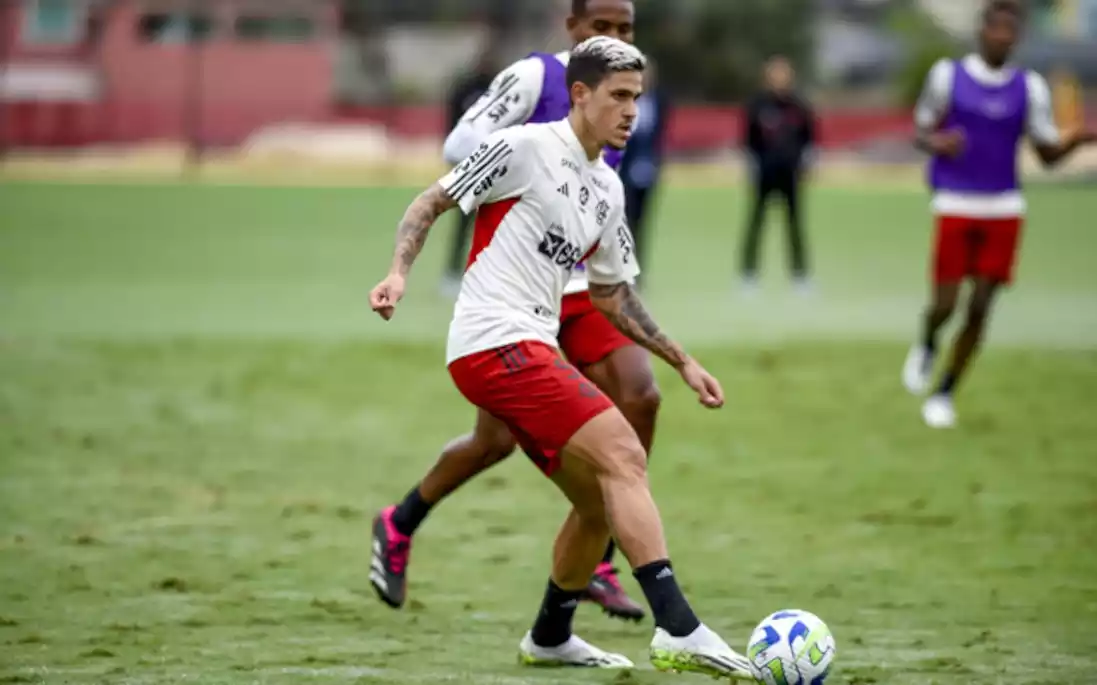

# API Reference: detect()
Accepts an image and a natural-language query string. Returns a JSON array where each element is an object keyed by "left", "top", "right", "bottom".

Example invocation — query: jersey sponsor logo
[
  {"left": 447, "top": 139, "right": 513, "bottom": 202},
  {"left": 467, "top": 72, "right": 520, "bottom": 122},
  {"left": 473, "top": 164, "right": 509, "bottom": 197},
  {"left": 487, "top": 92, "right": 522, "bottom": 123},
  {"left": 561, "top": 158, "right": 581, "bottom": 174},
  {"left": 455, "top": 141, "right": 493, "bottom": 173},
  {"left": 595, "top": 199, "right": 610, "bottom": 226},
  {"left": 538, "top": 223, "right": 583, "bottom": 270},
  {"left": 616, "top": 224, "right": 634, "bottom": 264}
]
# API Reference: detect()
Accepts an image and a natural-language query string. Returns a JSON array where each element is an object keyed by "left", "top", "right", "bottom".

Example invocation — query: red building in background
[
  {"left": 0, "top": 0, "right": 334, "bottom": 149},
  {"left": 18, "top": 1, "right": 1074, "bottom": 154}
]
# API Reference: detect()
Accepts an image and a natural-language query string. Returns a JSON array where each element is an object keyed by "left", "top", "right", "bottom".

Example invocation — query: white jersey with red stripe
[
  {"left": 438, "top": 120, "right": 638, "bottom": 365},
  {"left": 443, "top": 51, "right": 608, "bottom": 296}
]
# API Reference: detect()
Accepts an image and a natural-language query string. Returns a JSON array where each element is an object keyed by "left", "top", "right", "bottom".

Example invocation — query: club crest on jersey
[
  {"left": 595, "top": 199, "right": 610, "bottom": 226},
  {"left": 538, "top": 223, "right": 583, "bottom": 270},
  {"left": 579, "top": 186, "right": 590, "bottom": 206}
]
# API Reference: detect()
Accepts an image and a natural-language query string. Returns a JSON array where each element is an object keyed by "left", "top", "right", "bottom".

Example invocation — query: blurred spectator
[
  {"left": 619, "top": 59, "right": 670, "bottom": 289},
  {"left": 441, "top": 44, "right": 501, "bottom": 294},
  {"left": 740, "top": 55, "right": 816, "bottom": 293}
]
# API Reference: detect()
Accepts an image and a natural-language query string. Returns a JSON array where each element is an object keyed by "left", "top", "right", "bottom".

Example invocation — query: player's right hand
[
  {"left": 678, "top": 359, "right": 724, "bottom": 409},
  {"left": 370, "top": 274, "right": 406, "bottom": 321},
  {"left": 929, "top": 129, "right": 964, "bottom": 158}
]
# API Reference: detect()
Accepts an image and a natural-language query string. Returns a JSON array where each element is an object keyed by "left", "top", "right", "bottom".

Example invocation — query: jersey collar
[
  {"left": 549, "top": 119, "right": 602, "bottom": 167},
  {"left": 963, "top": 53, "right": 1017, "bottom": 85}
]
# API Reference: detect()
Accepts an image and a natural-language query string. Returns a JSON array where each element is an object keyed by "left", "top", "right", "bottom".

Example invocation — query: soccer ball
[{"left": 746, "top": 609, "right": 836, "bottom": 685}]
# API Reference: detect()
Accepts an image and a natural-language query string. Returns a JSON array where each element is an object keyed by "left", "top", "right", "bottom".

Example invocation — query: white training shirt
[
  {"left": 915, "top": 54, "right": 1060, "bottom": 218},
  {"left": 438, "top": 120, "right": 639, "bottom": 364},
  {"left": 443, "top": 52, "right": 597, "bottom": 296}
]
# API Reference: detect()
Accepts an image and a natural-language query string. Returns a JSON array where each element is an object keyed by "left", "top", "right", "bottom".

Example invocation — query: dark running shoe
[
  {"left": 369, "top": 506, "right": 412, "bottom": 609},
  {"left": 586, "top": 562, "right": 645, "bottom": 622}
]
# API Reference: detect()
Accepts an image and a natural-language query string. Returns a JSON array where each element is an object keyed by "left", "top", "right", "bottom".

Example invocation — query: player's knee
[
  {"left": 966, "top": 299, "right": 992, "bottom": 327},
  {"left": 600, "top": 437, "right": 649, "bottom": 488},
  {"left": 930, "top": 300, "right": 956, "bottom": 320},
  {"left": 618, "top": 382, "right": 661, "bottom": 425},
  {"left": 476, "top": 429, "right": 517, "bottom": 466}
]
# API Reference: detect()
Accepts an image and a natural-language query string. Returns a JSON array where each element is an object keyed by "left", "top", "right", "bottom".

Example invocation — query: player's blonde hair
[{"left": 569, "top": 36, "right": 646, "bottom": 72}]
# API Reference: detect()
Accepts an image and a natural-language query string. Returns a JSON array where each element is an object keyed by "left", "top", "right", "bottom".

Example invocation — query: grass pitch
[{"left": 1, "top": 180, "right": 1096, "bottom": 684}]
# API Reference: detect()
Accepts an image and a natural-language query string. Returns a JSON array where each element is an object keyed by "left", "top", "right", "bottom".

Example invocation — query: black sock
[
  {"left": 923, "top": 334, "right": 937, "bottom": 354},
  {"left": 937, "top": 372, "right": 957, "bottom": 395},
  {"left": 389, "top": 485, "right": 433, "bottom": 537},
  {"left": 633, "top": 560, "right": 700, "bottom": 637},
  {"left": 530, "top": 579, "right": 582, "bottom": 647},
  {"left": 601, "top": 540, "right": 616, "bottom": 565}
]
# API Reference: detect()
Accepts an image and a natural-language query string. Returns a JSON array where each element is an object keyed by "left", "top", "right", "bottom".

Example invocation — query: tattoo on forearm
[
  {"left": 589, "top": 282, "right": 688, "bottom": 367},
  {"left": 391, "top": 184, "right": 457, "bottom": 275}
]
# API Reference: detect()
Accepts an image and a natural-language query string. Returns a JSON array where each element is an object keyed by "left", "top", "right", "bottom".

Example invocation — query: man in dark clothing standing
[
  {"left": 440, "top": 46, "right": 500, "bottom": 296},
  {"left": 740, "top": 56, "right": 816, "bottom": 293},
  {"left": 619, "top": 61, "right": 670, "bottom": 290}
]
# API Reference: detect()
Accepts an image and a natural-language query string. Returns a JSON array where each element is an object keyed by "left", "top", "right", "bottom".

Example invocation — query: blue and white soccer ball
[{"left": 747, "top": 609, "right": 836, "bottom": 685}]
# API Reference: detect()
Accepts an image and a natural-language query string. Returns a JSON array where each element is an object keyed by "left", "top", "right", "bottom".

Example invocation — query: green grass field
[{"left": 1, "top": 179, "right": 1096, "bottom": 684}]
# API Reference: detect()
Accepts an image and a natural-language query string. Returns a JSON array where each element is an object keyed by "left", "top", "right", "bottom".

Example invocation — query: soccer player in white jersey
[
  {"left": 902, "top": 0, "right": 1096, "bottom": 428},
  {"left": 372, "top": 0, "right": 653, "bottom": 622},
  {"left": 369, "top": 37, "right": 754, "bottom": 678}
]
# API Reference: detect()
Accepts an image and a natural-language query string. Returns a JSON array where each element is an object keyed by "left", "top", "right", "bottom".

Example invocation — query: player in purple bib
[
  {"left": 903, "top": 0, "right": 1096, "bottom": 428},
  {"left": 372, "top": 0, "right": 655, "bottom": 624}
]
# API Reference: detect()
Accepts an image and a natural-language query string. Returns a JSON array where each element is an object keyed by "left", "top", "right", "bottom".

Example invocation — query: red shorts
[
  {"left": 933, "top": 215, "right": 1023, "bottom": 285},
  {"left": 557, "top": 291, "right": 635, "bottom": 368},
  {"left": 448, "top": 341, "right": 614, "bottom": 477}
]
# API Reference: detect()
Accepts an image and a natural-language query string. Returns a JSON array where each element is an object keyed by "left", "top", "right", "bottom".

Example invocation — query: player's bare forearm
[
  {"left": 913, "top": 131, "right": 934, "bottom": 155},
  {"left": 588, "top": 282, "right": 689, "bottom": 368},
  {"left": 389, "top": 184, "right": 457, "bottom": 276},
  {"left": 1034, "top": 130, "right": 1096, "bottom": 167}
]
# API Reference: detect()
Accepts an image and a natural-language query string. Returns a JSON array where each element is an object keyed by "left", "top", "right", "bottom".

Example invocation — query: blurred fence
[{"left": 1, "top": 0, "right": 1094, "bottom": 162}]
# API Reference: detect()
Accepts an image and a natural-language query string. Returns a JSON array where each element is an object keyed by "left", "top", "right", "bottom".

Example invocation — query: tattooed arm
[
  {"left": 371, "top": 128, "right": 525, "bottom": 321},
  {"left": 589, "top": 280, "right": 724, "bottom": 407},
  {"left": 389, "top": 183, "right": 457, "bottom": 277},
  {"left": 370, "top": 184, "right": 456, "bottom": 320},
  {"left": 588, "top": 282, "right": 689, "bottom": 368}
]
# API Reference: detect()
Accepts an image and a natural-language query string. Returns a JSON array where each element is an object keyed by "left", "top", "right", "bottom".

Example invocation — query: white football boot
[
  {"left": 650, "top": 623, "right": 755, "bottom": 680},
  {"left": 518, "top": 631, "right": 634, "bottom": 668},
  {"left": 922, "top": 394, "right": 957, "bottom": 428},
  {"left": 902, "top": 343, "right": 935, "bottom": 395}
]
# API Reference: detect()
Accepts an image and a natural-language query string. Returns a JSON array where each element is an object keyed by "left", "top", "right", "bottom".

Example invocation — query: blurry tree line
[
  {"left": 341, "top": 0, "right": 554, "bottom": 28},
  {"left": 633, "top": 0, "right": 815, "bottom": 103},
  {"left": 341, "top": 0, "right": 815, "bottom": 105}
]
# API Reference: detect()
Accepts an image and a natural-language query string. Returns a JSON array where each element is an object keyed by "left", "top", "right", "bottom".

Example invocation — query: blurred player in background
[
  {"left": 619, "top": 59, "right": 670, "bottom": 288},
  {"left": 441, "top": 44, "right": 502, "bottom": 296},
  {"left": 371, "top": 0, "right": 657, "bottom": 623},
  {"left": 740, "top": 56, "right": 816, "bottom": 294},
  {"left": 369, "top": 37, "right": 752, "bottom": 677},
  {"left": 903, "top": 0, "right": 1096, "bottom": 428}
]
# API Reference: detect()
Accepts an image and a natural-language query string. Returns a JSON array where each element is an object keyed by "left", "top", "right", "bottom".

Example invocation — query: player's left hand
[
  {"left": 370, "top": 274, "right": 406, "bottom": 321},
  {"left": 678, "top": 358, "right": 724, "bottom": 409}
]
